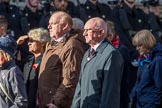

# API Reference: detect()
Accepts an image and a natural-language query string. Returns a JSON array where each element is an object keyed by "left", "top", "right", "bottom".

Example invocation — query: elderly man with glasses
[{"left": 71, "top": 17, "right": 124, "bottom": 108}]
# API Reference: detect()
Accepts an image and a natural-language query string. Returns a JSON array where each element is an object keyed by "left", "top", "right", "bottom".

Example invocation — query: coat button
[
  {"left": 12, "top": 14, "right": 15, "bottom": 18},
  {"left": 86, "top": 6, "right": 89, "bottom": 10},
  {"left": 25, "top": 13, "right": 28, "bottom": 17},
  {"left": 102, "top": 15, "right": 106, "bottom": 18},
  {"left": 138, "top": 19, "right": 142, "bottom": 23}
]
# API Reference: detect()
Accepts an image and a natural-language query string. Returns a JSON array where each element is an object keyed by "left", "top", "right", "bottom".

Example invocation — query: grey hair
[
  {"left": 28, "top": 28, "right": 50, "bottom": 43},
  {"left": 72, "top": 18, "right": 84, "bottom": 30}
]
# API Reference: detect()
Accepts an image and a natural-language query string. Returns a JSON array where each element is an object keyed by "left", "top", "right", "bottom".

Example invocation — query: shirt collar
[
  {"left": 55, "top": 30, "right": 72, "bottom": 42},
  {"left": 55, "top": 33, "right": 67, "bottom": 43},
  {"left": 91, "top": 39, "right": 104, "bottom": 51}
]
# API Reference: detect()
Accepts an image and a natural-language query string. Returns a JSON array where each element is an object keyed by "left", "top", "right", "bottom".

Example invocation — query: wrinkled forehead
[
  {"left": 49, "top": 14, "right": 61, "bottom": 23},
  {"left": 84, "top": 20, "right": 96, "bottom": 29},
  {"left": 84, "top": 21, "right": 102, "bottom": 30}
]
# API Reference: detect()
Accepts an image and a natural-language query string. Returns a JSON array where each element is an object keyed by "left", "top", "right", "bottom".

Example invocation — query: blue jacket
[
  {"left": 0, "top": 60, "right": 27, "bottom": 108},
  {"left": 130, "top": 43, "right": 162, "bottom": 107}
]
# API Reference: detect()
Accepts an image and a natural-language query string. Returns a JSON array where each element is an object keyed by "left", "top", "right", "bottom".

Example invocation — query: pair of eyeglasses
[
  {"left": 28, "top": 38, "right": 39, "bottom": 43},
  {"left": 83, "top": 29, "right": 101, "bottom": 33}
]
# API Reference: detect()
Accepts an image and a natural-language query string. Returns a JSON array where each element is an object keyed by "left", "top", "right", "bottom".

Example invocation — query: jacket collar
[
  {"left": 149, "top": 43, "right": 162, "bottom": 60},
  {"left": 47, "top": 30, "right": 79, "bottom": 51},
  {"left": 96, "top": 38, "right": 109, "bottom": 54}
]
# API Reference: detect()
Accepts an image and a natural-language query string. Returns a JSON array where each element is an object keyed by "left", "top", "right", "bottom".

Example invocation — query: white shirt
[{"left": 91, "top": 39, "right": 104, "bottom": 51}]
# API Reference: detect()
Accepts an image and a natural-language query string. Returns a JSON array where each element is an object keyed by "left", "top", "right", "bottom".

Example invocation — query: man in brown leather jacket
[{"left": 38, "top": 11, "right": 85, "bottom": 108}]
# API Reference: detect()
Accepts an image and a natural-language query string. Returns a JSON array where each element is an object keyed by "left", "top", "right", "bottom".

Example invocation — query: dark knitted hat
[{"left": 0, "top": 36, "right": 17, "bottom": 59}]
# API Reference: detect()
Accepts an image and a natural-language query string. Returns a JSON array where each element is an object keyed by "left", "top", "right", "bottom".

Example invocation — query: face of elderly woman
[{"left": 27, "top": 37, "right": 43, "bottom": 54}]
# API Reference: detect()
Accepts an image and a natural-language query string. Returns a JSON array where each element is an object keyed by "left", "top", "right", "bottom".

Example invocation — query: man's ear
[
  {"left": 101, "top": 29, "right": 104, "bottom": 33},
  {"left": 99, "top": 29, "right": 105, "bottom": 36},
  {"left": 63, "top": 23, "right": 69, "bottom": 30},
  {"left": 96, "top": 29, "right": 104, "bottom": 38}
]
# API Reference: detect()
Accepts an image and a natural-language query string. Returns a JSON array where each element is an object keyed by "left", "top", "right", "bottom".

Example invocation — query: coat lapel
[
  {"left": 23, "top": 56, "right": 34, "bottom": 84},
  {"left": 82, "top": 39, "right": 109, "bottom": 68}
]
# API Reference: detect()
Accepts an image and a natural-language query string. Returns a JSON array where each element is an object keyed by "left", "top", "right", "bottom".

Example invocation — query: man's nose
[
  {"left": 83, "top": 31, "right": 86, "bottom": 37},
  {"left": 48, "top": 24, "right": 51, "bottom": 29}
]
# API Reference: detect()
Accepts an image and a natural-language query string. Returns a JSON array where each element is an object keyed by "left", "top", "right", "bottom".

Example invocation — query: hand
[
  {"left": 46, "top": 103, "right": 58, "bottom": 108},
  {"left": 16, "top": 35, "right": 28, "bottom": 45}
]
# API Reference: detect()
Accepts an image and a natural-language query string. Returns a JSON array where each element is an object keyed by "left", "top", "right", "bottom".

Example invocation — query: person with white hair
[
  {"left": 71, "top": 17, "right": 124, "bottom": 108},
  {"left": 72, "top": 18, "right": 84, "bottom": 31},
  {"left": 16, "top": 28, "right": 50, "bottom": 108}
]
